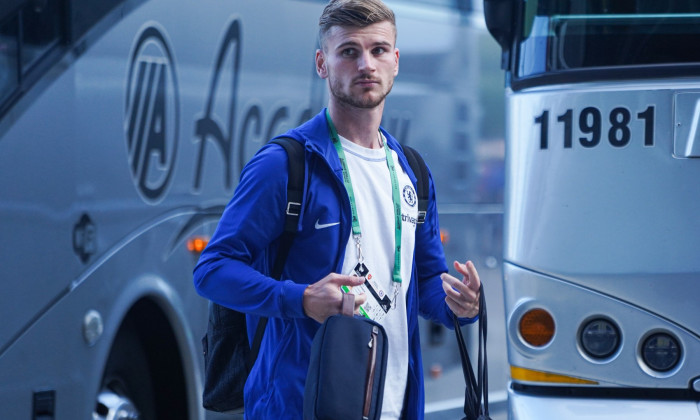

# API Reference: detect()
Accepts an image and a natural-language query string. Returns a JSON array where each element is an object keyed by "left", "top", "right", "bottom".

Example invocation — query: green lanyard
[{"left": 326, "top": 109, "right": 403, "bottom": 285}]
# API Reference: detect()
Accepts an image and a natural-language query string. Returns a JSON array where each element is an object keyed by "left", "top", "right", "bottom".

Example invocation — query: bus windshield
[{"left": 517, "top": 1, "right": 700, "bottom": 80}]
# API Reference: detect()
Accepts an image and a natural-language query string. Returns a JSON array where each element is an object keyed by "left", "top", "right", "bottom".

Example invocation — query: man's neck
[{"left": 327, "top": 102, "right": 384, "bottom": 149}]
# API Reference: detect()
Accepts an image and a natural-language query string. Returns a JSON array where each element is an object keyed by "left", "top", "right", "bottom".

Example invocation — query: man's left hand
[{"left": 440, "top": 260, "right": 481, "bottom": 319}]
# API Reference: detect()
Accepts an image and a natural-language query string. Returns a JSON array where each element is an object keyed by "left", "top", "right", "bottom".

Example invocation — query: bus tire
[{"left": 94, "top": 326, "right": 156, "bottom": 420}]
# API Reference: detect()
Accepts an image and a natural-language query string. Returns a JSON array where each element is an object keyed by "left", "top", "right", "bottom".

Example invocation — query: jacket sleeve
[
  {"left": 192, "top": 143, "right": 307, "bottom": 320},
  {"left": 415, "top": 167, "right": 478, "bottom": 327}
]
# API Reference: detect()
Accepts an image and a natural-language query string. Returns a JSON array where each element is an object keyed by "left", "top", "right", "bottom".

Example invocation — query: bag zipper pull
[{"left": 363, "top": 326, "right": 379, "bottom": 418}]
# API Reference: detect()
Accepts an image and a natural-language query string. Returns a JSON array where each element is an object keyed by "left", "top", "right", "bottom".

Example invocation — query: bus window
[
  {"left": 69, "top": 0, "right": 128, "bottom": 42},
  {"left": 21, "top": 0, "right": 61, "bottom": 73},
  {"left": 516, "top": 1, "right": 700, "bottom": 82},
  {"left": 0, "top": 16, "right": 18, "bottom": 104}
]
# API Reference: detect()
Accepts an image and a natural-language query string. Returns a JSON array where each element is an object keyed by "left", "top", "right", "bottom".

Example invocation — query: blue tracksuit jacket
[{"left": 193, "top": 109, "right": 473, "bottom": 419}]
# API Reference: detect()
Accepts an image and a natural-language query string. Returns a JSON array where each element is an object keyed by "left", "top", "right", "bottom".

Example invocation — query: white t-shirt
[{"left": 338, "top": 135, "right": 419, "bottom": 419}]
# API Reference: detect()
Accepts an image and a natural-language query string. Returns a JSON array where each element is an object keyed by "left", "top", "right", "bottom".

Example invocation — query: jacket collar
[{"left": 277, "top": 108, "right": 418, "bottom": 185}]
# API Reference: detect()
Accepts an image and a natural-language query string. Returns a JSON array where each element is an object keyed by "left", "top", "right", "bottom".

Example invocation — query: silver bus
[
  {"left": 0, "top": 0, "right": 504, "bottom": 418},
  {"left": 484, "top": 0, "right": 700, "bottom": 418}
]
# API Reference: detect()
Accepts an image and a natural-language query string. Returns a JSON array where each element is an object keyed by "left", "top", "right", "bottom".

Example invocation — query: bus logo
[{"left": 125, "top": 24, "right": 180, "bottom": 203}]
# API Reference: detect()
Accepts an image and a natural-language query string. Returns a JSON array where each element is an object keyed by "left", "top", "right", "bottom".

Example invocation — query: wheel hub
[{"left": 93, "top": 389, "right": 140, "bottom": 420}]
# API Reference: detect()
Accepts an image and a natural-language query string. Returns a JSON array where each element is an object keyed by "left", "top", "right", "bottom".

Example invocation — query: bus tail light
[
  {"left": 187, "top": 236, "right": 209, "bottom": 254},
  {"left": 440, "top": 228, "right": 450, "bottom": 244},
  {"left": 580, "top": 318, "right": 620, "bottom": 359},
  {"left": 510, "top": 366, "right": 598, "bottom": 385},
  {"left": 641, "top": 332, "right": 681, "bottom": 372},
  {"left": 519, "top": 308, "right": 555, "bottom": 347}
]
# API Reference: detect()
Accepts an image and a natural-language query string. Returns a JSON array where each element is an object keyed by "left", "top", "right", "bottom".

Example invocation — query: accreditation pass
[{"left": 341, "top": 262, "right": 392, "bottom": 322}]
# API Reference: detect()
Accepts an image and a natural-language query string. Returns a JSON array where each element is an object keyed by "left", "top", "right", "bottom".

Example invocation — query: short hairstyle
[{"left": 318, "top": 0, "right": 396, "bottom": 49}]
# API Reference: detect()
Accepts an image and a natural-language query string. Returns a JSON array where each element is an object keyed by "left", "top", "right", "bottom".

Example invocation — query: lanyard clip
[{"left": 354, "top": 235, "right": 364, "bottom": 264}]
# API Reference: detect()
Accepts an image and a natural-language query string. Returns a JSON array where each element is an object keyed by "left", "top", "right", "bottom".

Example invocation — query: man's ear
[
  {"left": 316, "top": 49, "right": 328, "bottom": 79},
  {"left": 394, "top": 48, "right": 400, "bottom": 76}
]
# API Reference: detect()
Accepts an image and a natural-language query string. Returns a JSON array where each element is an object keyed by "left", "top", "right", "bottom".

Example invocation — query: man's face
[{"left": 316, "top": 21, "right": 399, "bottom": 109}]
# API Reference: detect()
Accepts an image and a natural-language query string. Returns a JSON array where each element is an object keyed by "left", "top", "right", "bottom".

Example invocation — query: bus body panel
[
  {"left": 508, "top": 387, "right": 700, "bottom": 420},
  {"left": 0, "top": 235, "right": 205, "bottom": 419},
  {"left": 504, "top": 263, "right": 700, "bottom": 389},
  {"left": 505, "top": 82, "right": 700, "bottom": 337},
  {"left": 0, "top": 0, "right": 322, "bottom": 354},
  {"left": 504, "top": 81, "right": 700, "bottom": 417},
  {"left": 0, "top": 1, "right": 327, "bottom": 417}
]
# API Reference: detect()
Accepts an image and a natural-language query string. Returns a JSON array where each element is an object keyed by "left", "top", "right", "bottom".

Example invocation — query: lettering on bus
[
  {"left": 534, "top": 106, "right": 655, "bottom": 150},
  {"left": 125, "top": 25, "right": 180, "bottom": 203},
  {"left": 192, "top": 17, "right": 315, "bottom": 193},
  {"left": 192, "top": 18, "right": 241, "bottom": 191}
]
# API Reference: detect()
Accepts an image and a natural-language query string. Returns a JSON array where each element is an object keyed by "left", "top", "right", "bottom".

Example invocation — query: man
[{"left": 194, "top": 0, "right": 481, "bottom": 418}]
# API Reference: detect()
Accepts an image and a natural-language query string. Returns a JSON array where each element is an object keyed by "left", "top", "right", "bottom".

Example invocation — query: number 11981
[{"left": 534, "top": 106, "right": 655, "bottom": 150}]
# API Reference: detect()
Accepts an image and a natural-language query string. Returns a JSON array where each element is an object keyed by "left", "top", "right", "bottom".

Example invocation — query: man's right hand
[{"left": 302, "top": 273, "right": 367, "bottom": 323}]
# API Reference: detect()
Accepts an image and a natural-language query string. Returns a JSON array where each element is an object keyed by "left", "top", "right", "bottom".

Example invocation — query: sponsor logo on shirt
[{"left": 402, "top": 213, "right": 417, "bottom": 227}]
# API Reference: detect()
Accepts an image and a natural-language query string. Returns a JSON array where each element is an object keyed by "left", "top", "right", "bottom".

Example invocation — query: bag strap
[
  {"left": 247, "top": 137, "right": 305, "bottom": 370},
  {"left": 269, "top": 137, "right": 305, "bottom": 278},
  {"left": 455, "top": 284, "right": 490, "bottom": 420},
  {"left": 402, "top": 145, "right": 429, "bottom": 225},
  {"left": 480, "top": 286, "right": 489, "bottom": 417},
  {"left": 341, "top": 292, "right": 355, "bottom": 317}
]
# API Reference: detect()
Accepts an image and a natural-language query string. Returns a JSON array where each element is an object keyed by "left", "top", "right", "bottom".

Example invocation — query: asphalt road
[{"left": 424, "top": 365, "right": 508, "bottom": 420}]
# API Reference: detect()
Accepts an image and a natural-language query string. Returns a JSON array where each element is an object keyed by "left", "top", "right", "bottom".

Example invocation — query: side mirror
[{"left": 484, "top": 0, "right": 516, "bottom": 69}]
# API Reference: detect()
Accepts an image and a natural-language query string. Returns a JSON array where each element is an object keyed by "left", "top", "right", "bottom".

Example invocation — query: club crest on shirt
[{"left": 403, "top": 185, "right": 417, "bottom": 207}]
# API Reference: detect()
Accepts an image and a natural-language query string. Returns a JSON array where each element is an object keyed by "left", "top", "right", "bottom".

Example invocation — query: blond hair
[{"left": 318, "top": 0, "right": 396, "bottom": 49}]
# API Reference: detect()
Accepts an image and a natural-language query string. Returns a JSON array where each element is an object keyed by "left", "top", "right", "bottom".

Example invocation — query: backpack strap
[
  {"left": 269, "top": 137, "right": 305, "bottom": 277},
  {"left": 248, "top": 137, "right": 305, "bottom": 369},
  {"left": 402, "top": 145, "right": 429, "bottom": 225}
]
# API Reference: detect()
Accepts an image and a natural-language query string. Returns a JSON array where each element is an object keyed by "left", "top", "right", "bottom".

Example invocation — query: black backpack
[{"left": 201, "top": 137, "right": 429, "bottom": 413}]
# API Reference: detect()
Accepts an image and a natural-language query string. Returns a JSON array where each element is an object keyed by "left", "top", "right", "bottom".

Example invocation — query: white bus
[
  {"left": 0, "top": 0, "right": 504, "bottom": 418},
  {"left": 484, "top": 0, "right": 700, "bottom": 418}
]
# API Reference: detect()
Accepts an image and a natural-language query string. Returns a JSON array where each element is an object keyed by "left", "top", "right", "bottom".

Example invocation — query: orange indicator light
[
  {"left": 510, "top": 366, "right": 598, "bottom": 385},
  {"left": 519, "top": 308, "right": 555, "bottom": 347}
]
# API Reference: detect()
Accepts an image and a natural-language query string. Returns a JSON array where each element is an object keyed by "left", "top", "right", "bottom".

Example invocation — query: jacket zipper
[{"left": 363, "top": 325, "right": 379, "bottom": 419}]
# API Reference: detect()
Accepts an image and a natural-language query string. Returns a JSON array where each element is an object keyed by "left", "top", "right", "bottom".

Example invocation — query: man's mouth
[{"left": 354, "top": 78, "right": 379, "bottom": 86}]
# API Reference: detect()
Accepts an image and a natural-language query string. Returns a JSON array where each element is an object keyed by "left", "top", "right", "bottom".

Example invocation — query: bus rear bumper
[{"left": 508, "top": 387, "right": 700, "bottom": 420}]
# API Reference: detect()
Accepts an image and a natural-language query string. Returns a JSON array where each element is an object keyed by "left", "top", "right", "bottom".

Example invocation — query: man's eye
[
  {"left": 373, "top": 47, "right": 387, "bottom": 55},
  {"left": 341, "top": 48, "right": 356, "bottom": 57}
]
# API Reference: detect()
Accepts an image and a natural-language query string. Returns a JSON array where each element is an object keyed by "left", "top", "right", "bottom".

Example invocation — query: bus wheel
[
  {"left": 93, "top": 388, "right": 140, "bottom": 419},
  {"left": 94, "top": 327, "right": 156, "bottom": 420}
]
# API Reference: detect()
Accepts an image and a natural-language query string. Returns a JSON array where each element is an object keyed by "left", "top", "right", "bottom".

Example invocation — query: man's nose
[{"left": 357, "top": 50, "right": 376, "bottom": 72}]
